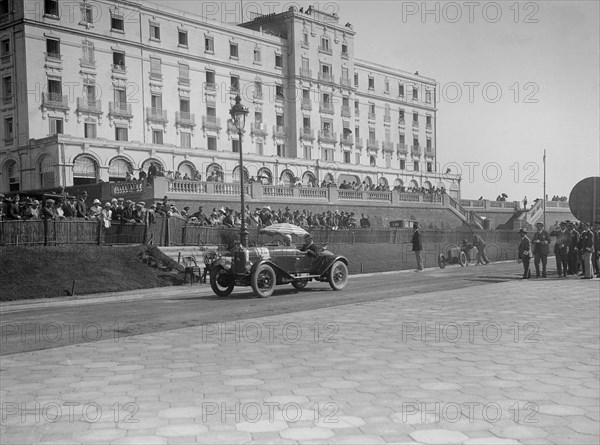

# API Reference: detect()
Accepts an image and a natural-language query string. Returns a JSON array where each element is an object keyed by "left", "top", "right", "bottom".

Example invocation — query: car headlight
[{"left": 224, "top": 261, "right": 232, "bottom": 270}]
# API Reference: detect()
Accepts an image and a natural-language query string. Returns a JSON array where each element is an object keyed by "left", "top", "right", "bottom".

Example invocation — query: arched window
[
  {"left": 302, "top": 171, "right": 316, "bottom": 186},
  {"left": 323, "top": 173, "right": 335, "bottom": 184},
  {"left": 394, "top": 178, "right": 404, "bottom": 187},
  {"left": 424, "top": 180, "right": 433, "bottom": 190},
  {"left": 39, "top": 156, "right": 55, "bottom": 189},
  {"left": 257, "top": 167, "right": 272, "bottom": 185},
  {"left": 409, "top": 179, "right": 419, "bottom": 189},
  {"left": 5, "top": 160, "right": 19, "bottom": 192},
  {"left": 363, "top": 176, "right": 373, "bottom": 187},
  {"left": 206, "top": 163, "right": 223, "bottom": 182},
  {"left": 73, "top": 155, "right": 98, "bottom": 185},
  {"left": 142, "top": 158, "right": 165, "bottom": 175},
  {"left": 232, "top": 165, "right": 249, "bottom": 183},
  {"left": 108, "top": 157, "right": 132, "bottom": 182},
  {"left": 279, "top": 170, "right": 294, "bottom": 185},
  {"left": 378, "top": 177, "right": 388, "bottom": 187},
  {"left": 177, "top": 161, "right": 196, "bottom": 180}
]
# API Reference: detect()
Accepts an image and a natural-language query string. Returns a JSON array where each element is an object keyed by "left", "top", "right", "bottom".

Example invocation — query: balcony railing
[
  {"left": 1, "top": 54, "right": 11, "bottom": 66},
  {"left": 205, "top": 82, "right": 217, "bottom": 92},
  {"left": 355, "top": 137, "right": 363, "bottom": 149},
  {"left": 384, "top": 114, "right": 391, "bottom": 124},
  {"left": 382, "top": 141, "right": 394, "bottom": 152},
  {"left": 318, "top": 130, "right": 337, "bottom": 143},
  {"left": 341, "top": 105, "right": 351, "bottom": 118},
  {"left": 426, "top": 123, "right": 432, "bottom": 130},
  {"left": 318, "top": 46, "right": 332, "bottom": 55},
  {"left": 80, "top": 57, "right": 95, "bottom": 68},
  {"left": 301, "top": 98, "right": 312, "bottom": 111},
  {"left": 412, "top": 120, "right": 419, "bottom": 128},
  {"left": 77, "top": 98, "right": 102, "bottom": 114},
  {"left": 149, "top": 71, "right": 163, "bottom": 81},
  {"left": 411, "top": 145, "right": 422, "bottom": 156},
  {"left": 109, "top": 101, "right": 132, "bottom": 118},
  {"left": 320, "top": 102, "right": 335, "bottom": 115},
  {"left": 251, "top": 122, "right": 268, "bottom": 136},
  {"left": 176, "top": 111, "right": 196, "bottom": 126},
  {"left": 397, "top": 143, "right": 408, "bottom": 155},
  {"left": 299, "top": 67, "right": 312, "bottom": 78},
  {"left": 368, "top": 112, "right": 376, "bottom": 121},
  {"left": 340, "top": 76, "right": 351, "bottom": 87},
  {"left": 318, "top": 72, "right": 334, "bottom": 83},
  {"left": 42, "top": 93, "right": 69, "bottom": 110},
  {"left": 202, "top": 115, "right": 222, "bottom": 131},
  {"left": 299, "top": 127, "right": 314, "bottom": 140},
  {"left": 398, "top": 117, "right": 405, "bottom": 126},
  {"left": 2, "top": 94, "right": 13, "bottom": 105},
  {"left": 45, "top": 52, "right": 62, "bottom": 62},
  {"left": 354, "top": 107, "right": 360, "bottom": 117},
  {"left": 367, "top": 139, "right": 379, "bottom": 150},
  {"left": 424, "top": 147, "right": 434, "bottom": 156},
  {"left": 340, "top": 134, "right": 354, "bottom": 146},
  {"left": 178, "top": 77, "right": 190, "bottom": 86},
  {"left": 272, "top": 125, "right": 288, "bottom": 138},
  {"left": 146, "top": 107, "right": 168, "bottom": 123}
]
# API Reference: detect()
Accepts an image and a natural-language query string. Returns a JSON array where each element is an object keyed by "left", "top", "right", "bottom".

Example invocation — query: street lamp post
[{"left": 230, "top": 95, "right": 249, "bottom": 247}]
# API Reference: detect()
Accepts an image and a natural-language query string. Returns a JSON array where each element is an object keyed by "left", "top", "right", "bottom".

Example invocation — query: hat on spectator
[
  {"left": 536, "top": 222, "right": 544, "bottom": 226},
  {"left": 125, "top": 200, "right": 132, "bottom": 204},
  {"left": 135, "top": 203, "right": 143, "bottom": 208},
  {"left": 111, "top": 198, "right": 118, "bottom": 203},
  {"left": 117, "top": 197, "right": 125, "bottom": 202},
  {"left": 93, "top": 199, "right": 101, "bottom": 204},
  {"left": 184, "top": 206, "right": 190, "bottom": 210},
  {"left": 151, "top": 204, "right": 157, "bottom": 208},
  {"left": 519, "top": 228, "right": 527, "bottom": 234},
  {"left": 104, "top": 202, "right": 111, "bottom": 207},
  {"left": 138, "top": 201, "right": 146, "bottom": 206},
  {"left": 32, "top": 200, "right": 40, "bottom": 205},
  {"left": 67, "top": 195, "right": 76, "bottom": 200},
  {"left": 46, "top": 199, "right": 55, "bottom": 204},
  {"left": 219, "top": 207, "right": 226, "bottom": 213}
]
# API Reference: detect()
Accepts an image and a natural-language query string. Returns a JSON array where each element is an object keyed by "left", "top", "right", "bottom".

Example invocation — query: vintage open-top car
[{"left": 208, "top": 225, "right": 349, "bottom": 298}]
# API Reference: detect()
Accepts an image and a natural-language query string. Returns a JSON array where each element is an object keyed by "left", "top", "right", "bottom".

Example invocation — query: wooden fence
[{"left": 1, "top": 217, "right": 521, "bottom": 247}]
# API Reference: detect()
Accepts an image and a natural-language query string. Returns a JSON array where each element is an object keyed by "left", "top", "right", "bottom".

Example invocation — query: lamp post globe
[{"left": 229, "top": 95, "right": 249, "bottom": 247}]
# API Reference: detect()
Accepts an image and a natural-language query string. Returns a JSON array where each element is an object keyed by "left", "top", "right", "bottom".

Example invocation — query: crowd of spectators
[
  {"left": 184, "top": 205, "right": 372, "bottom": 230},
  {"left": 1, "top": 191, "right": 373, "bottom": 230},
  {"left": 550, "top": 195, "right": 568, "bottom": 202}
]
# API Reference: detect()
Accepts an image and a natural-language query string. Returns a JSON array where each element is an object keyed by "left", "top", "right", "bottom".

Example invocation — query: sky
[{"left": 165, "top": 0, "right": 599, "bottom": 202}]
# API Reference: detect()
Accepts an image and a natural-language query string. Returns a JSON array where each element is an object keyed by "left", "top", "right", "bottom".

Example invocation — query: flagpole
[{"left": 543, "top": 149, "right": 546, "bottom": 227}]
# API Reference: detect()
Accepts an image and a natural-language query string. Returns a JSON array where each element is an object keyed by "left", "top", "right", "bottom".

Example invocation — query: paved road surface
[{"left": 1, "top": 262, "right": 519, "bottom": 355}]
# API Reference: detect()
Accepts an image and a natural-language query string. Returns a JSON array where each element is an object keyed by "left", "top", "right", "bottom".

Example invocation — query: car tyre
[
  {"left": 328, "top": 261, "right": 348, "bottom": 290},
  {"left": 459, "top": 251, "right": 468, "bottom": 267},
  {"left": 292, "top": 279, "right": 308, "bottom": 290},
  {"left": 251, "top": 264, "right": 276, "bottom": 298},
  {"left": 438, "top": 254, "right": 446, "bottom": 269},
  {"left": 210, "top": 266, "right": 234, "bottom": 297}
]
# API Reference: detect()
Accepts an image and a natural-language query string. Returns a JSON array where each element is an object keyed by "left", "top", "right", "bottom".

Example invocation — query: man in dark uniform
[
  {"left": 567, "top": 221, "right": 580, "bottom": 275},
  {"left": 518, "top": 228, "right": 532, "bottom": 279},
  {"left": 552, "top": 221, "right": 569, "bottom": 277},
  {"left": 411, "top": 222, "right": 423, "bottom": 271},
  {"left": 532, "top": 222, "right": 551, "bottom": 278},
  {"left": 580, "top": 222, "right": 595, "bottom": 279}
]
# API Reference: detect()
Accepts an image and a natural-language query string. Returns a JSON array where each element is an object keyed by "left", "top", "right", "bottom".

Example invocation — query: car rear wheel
[
  {"left": 438, "top": 254, "right": 446, "bottom": 269},
  {"left": 251, "top": 264, "right": 276, "bottom": 298},
  {"left": 292, "top": 279, "right": 308, "bottom": 290},
  {"left": 459, "top": 251, "right": 468, "bottom": 267},
  {"left": 328, "top": 261, "right": 348, "bottom": 290},
  {"left": 210, "top": 266, "right": 234, "bottom": 297}
]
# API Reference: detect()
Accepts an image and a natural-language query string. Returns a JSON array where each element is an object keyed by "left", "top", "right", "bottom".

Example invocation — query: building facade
[{"left": 0, "top": 0, "right": 461, "bottom": 197}]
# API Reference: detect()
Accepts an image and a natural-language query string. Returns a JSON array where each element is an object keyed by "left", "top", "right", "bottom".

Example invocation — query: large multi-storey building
[{"left": 0, "top": 0, "right": 461, "bottom": 197}]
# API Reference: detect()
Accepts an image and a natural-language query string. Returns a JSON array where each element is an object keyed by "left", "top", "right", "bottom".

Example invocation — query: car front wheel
[
  {"left": 210, "top": 266, "right": 234, "bottom": 297},
  {"left": 251, "top": 264, "right": 276, "bottom": 298},
  {"left": 328, "top": 261, "right": 348, "bottom": 291}
]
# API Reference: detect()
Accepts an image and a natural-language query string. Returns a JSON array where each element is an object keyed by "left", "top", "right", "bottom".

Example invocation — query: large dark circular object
[{"left": 569, "top": 177, "right": 600, "bottom": 223}]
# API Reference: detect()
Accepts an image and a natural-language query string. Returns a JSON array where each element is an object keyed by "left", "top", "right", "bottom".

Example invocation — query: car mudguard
[
  {"left": 250, "top": 259, "right": 294, "bottom": 280},
  {"left": 318, "top": 255, "right": 349, "bottom": 276}
]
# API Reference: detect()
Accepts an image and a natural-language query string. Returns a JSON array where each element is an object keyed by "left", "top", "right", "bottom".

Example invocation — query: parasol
[{"left": 259, "top": 223, "right": 309, "bottom": 237}]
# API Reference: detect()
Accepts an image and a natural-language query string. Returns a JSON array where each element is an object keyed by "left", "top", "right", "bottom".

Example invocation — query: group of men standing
[{"left": 518, "top": 220, "right": 599, "bottom": 279}]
